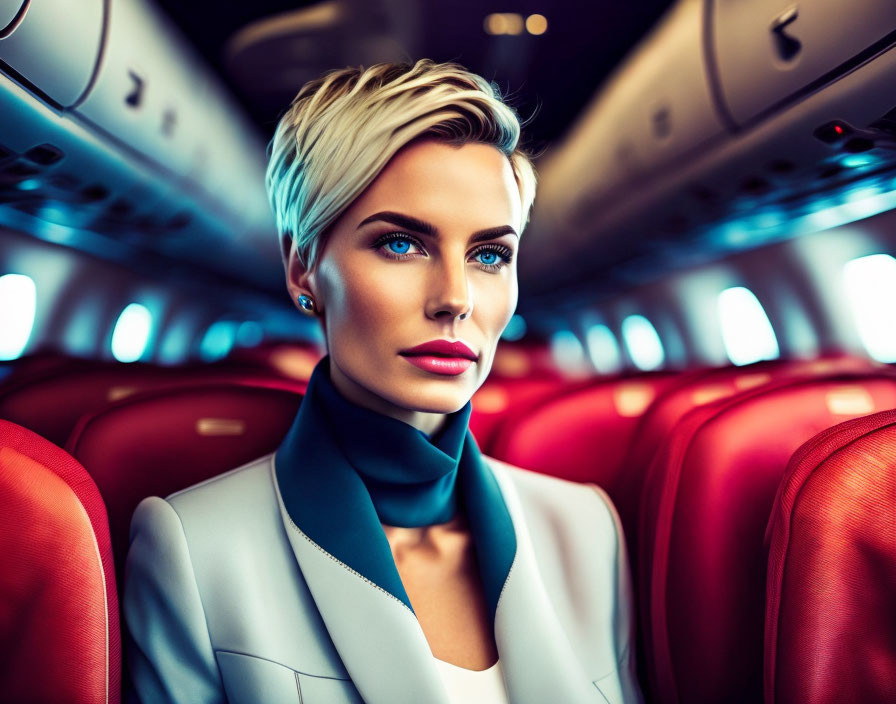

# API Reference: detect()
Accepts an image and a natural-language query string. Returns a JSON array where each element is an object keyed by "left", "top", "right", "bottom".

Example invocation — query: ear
[{"left": 283, "top": 236, "right": 320, "bottom": 313}]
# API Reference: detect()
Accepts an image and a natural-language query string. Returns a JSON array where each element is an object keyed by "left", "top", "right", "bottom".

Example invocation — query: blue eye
[
  {"left": 387, "top": 239, "right": 411, "bottom": 254},
  {"left": 477, "top": 251, "right": 498, "bottom": 266}
]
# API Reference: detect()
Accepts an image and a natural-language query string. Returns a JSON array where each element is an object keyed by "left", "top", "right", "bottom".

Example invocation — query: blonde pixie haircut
[{"left": 266, "top": 58, "right": 537, "bottom": 270}]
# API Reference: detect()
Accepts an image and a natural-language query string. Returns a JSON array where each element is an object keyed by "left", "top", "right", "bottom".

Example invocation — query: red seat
[
  {"left": 470, "top": 375, "right": 570, "bottom": 452},
  {"left": 0, "top": 361, "right": 304, "bottom": 447},
  {"left": 224, "top": 340, "right": 324, "bottom": 382},
  {"left": 616, "top": 356, "right": 876, "bottom": 551},
  {"left": 0, "top": 420, "right": 120, "bottom": 703},
  {"left": 486, "top": 372, "right": 679, "bottom": 495},
  {"left": 638, "top": 372, "right": 896, "bottom": 704},
  {"left": 765, "top": 409, "right": 896, "bottom": 704},
  {"left": 65, "top": 382, "right": 304, "bottom": 576},
  {"left": 0, "top": 348, "right": 99, "bottom": 389},
  {"left": 489, "top": 340, "right": 565, "bottom": 380}
]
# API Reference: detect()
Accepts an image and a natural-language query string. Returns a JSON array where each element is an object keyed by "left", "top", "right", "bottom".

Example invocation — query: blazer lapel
[
  {"left": 274, "top": 455, "right": 602, "bottom": 704},
  {"left": 272, "top": 460, "right": 450, "bottom": 704},
  {"left": 488, "top": 461, "right": 602, "bottom": 704}
]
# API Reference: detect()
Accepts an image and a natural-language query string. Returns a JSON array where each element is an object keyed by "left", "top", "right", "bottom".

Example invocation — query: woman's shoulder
[
  {"left": 166, "top": 452, "right": 276, "bottom": 502},
  {"left": 130, "top": 452, "right": 278, "bottom": 542}
]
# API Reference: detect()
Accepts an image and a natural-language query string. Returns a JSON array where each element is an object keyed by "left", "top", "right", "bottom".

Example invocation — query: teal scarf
[{"left": 275, "top": 356, "right": 517, "bottom": 618}]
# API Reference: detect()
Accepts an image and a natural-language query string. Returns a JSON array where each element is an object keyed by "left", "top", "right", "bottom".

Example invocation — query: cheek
[{"left": 320, "top": 259, "right": 419, "bottom": 339}]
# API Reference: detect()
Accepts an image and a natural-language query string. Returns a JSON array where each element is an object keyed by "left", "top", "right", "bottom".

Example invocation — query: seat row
[
  {"left": 475, "top": 353, "right": 895, "bottom": 704},
  {"left": 0, "top": 347, "right": 893, "bottom": 702}
]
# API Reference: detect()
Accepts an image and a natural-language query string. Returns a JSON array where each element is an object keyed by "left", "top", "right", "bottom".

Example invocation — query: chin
[{"left": 389, "top": 378, "right": 474, "bottom": 415}]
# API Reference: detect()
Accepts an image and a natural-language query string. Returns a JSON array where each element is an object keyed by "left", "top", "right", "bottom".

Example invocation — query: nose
[{"left": 426, "top": 256, "right": 473, "bottom": 322}]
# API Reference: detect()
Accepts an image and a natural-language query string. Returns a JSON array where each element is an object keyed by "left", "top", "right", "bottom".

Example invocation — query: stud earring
[{"left": 297, "top": 294, "right": 316, "bottom": 315}]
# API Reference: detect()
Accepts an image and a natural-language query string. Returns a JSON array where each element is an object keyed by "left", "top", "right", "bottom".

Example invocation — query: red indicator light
[{"left": 814, "top": 121, "right": 853, "bottom": 144}]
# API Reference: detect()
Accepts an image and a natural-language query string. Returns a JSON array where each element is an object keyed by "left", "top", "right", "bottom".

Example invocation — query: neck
[
  {"left": 328, "top": 359, "right": 448, "bottom": 436},
  {"left": 382, "top": 511, "right": 471, "bottom": 558}
]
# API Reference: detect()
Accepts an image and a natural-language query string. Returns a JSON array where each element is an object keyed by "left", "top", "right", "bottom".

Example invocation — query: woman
[{"left": 124, "top": 59, "right": 642, "bottom": 704}]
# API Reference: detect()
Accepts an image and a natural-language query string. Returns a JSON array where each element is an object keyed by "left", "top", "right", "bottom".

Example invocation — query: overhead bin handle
[
  {"left": 770, "top": 6, "right": 802, "bottom": 63},
  {"left": 125, "top": 69, "right": 144, "bottom": 108}
]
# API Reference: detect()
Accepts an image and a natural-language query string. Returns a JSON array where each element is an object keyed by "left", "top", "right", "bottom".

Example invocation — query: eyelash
[{"left": 372, "top": 231, "right": 514, "bottom": 272}]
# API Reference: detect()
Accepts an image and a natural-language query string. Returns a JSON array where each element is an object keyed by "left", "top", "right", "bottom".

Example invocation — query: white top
[{"left": 433, "top": 657, "right": 511, "bottom": 703}]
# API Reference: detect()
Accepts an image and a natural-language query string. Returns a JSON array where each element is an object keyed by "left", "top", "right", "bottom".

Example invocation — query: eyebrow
[{"left": 356, "top": 211, "right": 518, "bottom": 243}]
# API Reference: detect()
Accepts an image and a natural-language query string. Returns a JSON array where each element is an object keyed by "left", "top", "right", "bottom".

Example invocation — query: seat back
[
  {"left": 65, "top": 382, "right": 304, "bottom": 576},
  {"left": 617, "top": 356, "right": 876, "bottom": 553},
  {"left": 487, "top": 372, "right": 679, "bottom": 494},
  {"left": 0, "top": 349, "right": 97, "bottom": 388},
  {"left": 765, "top": 409, "right": 896, "bottom": 704},
  {"left": 470, "top": 375, "right": 569, "bottom": 452},
  {"left": 224, "top": 341, "right": 324, "bottom": 382},
  {"left": 0, "top": 361, "right": 302, "bottom": 446},
  {"left": 639, "top": 372, "right": 896, "bottom": 704},
  {"left": 0, "top": 420, "right": 120, "bottom": 703}
]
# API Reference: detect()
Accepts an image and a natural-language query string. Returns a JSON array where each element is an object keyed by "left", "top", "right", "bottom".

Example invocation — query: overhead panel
[
  {"left": 0, "top": 71, "right": 184, "bottom": 242},
  {"left": 0, "top": 0, "right": 104, "bottom": 106},
  {"left": 75, "top": 0, "right": 203, "bottom": 180},
  {"left": 525, "top": 0, "right": 724, "bottom": 268},
  {"left": 624, "top": 0, "right": 725, "bottom": 184},
  {"left": 0, "top": 0, "right": 283, "bottom": 290},
  {"left": 711, "top": 0, "right": 896, "bottom": 127},
  {"left": 190, "top": 79, "right": 269, "bottom": 233}
]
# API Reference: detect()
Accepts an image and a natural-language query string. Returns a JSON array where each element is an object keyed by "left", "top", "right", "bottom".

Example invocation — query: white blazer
[{"left": 124, "top": 453, "right": 643, "bottom": 704}]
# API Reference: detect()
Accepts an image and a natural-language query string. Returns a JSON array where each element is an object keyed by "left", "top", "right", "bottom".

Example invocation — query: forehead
[{"left": 345, "top": 139, "right": 521, "bottom": 231}]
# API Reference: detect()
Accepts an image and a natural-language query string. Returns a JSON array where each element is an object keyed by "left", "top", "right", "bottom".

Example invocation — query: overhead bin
[
  {"left": 533, "top": 0, "right": 725, "bottom": 250},
  {"left": 0, "top": 0, "right": 280, "bottom": 294},
  {"left": 711, "top": 0, "right": 896, "bottom": 127},
  {"left": 73, "top": 0, "right": 274, "bottom": 239},
  {"left": 522, "top": 0, "right": 896, "bottom": 308},
  {"left": 75, "top": 0, "right": 204, "bottom": 180},
  {"left": 186, "top": 80, "right": 271, "bottom": 233},
  {"left": 621, "top": 0, "right": 725, "bottom": 183},
  {"left": 0, "top": 3, "right": 27, "bottom": 33},
  {"left": 0, "top": 0, "right": 104, "bottom": 107},
  {"left": 0, "top": 70, "right": 282, "bottom": 291}
]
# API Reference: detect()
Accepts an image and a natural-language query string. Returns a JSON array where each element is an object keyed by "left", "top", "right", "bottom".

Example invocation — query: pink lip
[
  {"left": 399, "top": 339, "right": 478, "bottom": 360},
  {"left": 399, "top": 339, "right": 478, "bottom": 377},
  {"left": 401, "top": 355, "right": 474, "bottom": 376}
]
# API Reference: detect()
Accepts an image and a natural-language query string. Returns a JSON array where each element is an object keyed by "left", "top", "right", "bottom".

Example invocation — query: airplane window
[
  {"left": 199, "top": 320, "right": 239, "bottom": 362},
  {"left": 842, "top": 254, "right": 896, "bottom": 363},
  {"left": 621, "top": 314, "right": 665, "bottom": 371},
  {"left": 0, "top": 273, "right": 37, "bottom": 360},
  {"left": 501, "top": 314, "right": 527, "bottom": 341},
  {"left": 550, "top": 329, "right": 588, "bottom": 372},
  {"left": 111, "top": 303, "right": 153, "bottom": 363},
  {"left": 585, "top": 323, "right": 622, "bottom": 374},
  {"left": 717, "top": 286, "right": 780, "bottom": 366},
  {"left": 235, "top": 320, "right": 264, "bottom": 347}
]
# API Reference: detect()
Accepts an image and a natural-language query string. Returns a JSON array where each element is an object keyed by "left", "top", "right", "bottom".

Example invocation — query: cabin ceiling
[{"left": 154, "top": 0, "right": 676, "bottom": 150}]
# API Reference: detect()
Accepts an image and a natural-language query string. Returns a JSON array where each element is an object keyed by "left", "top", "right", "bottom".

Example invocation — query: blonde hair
[{"left": 266, "top": 59, "right": 537, "bottom": 269}]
